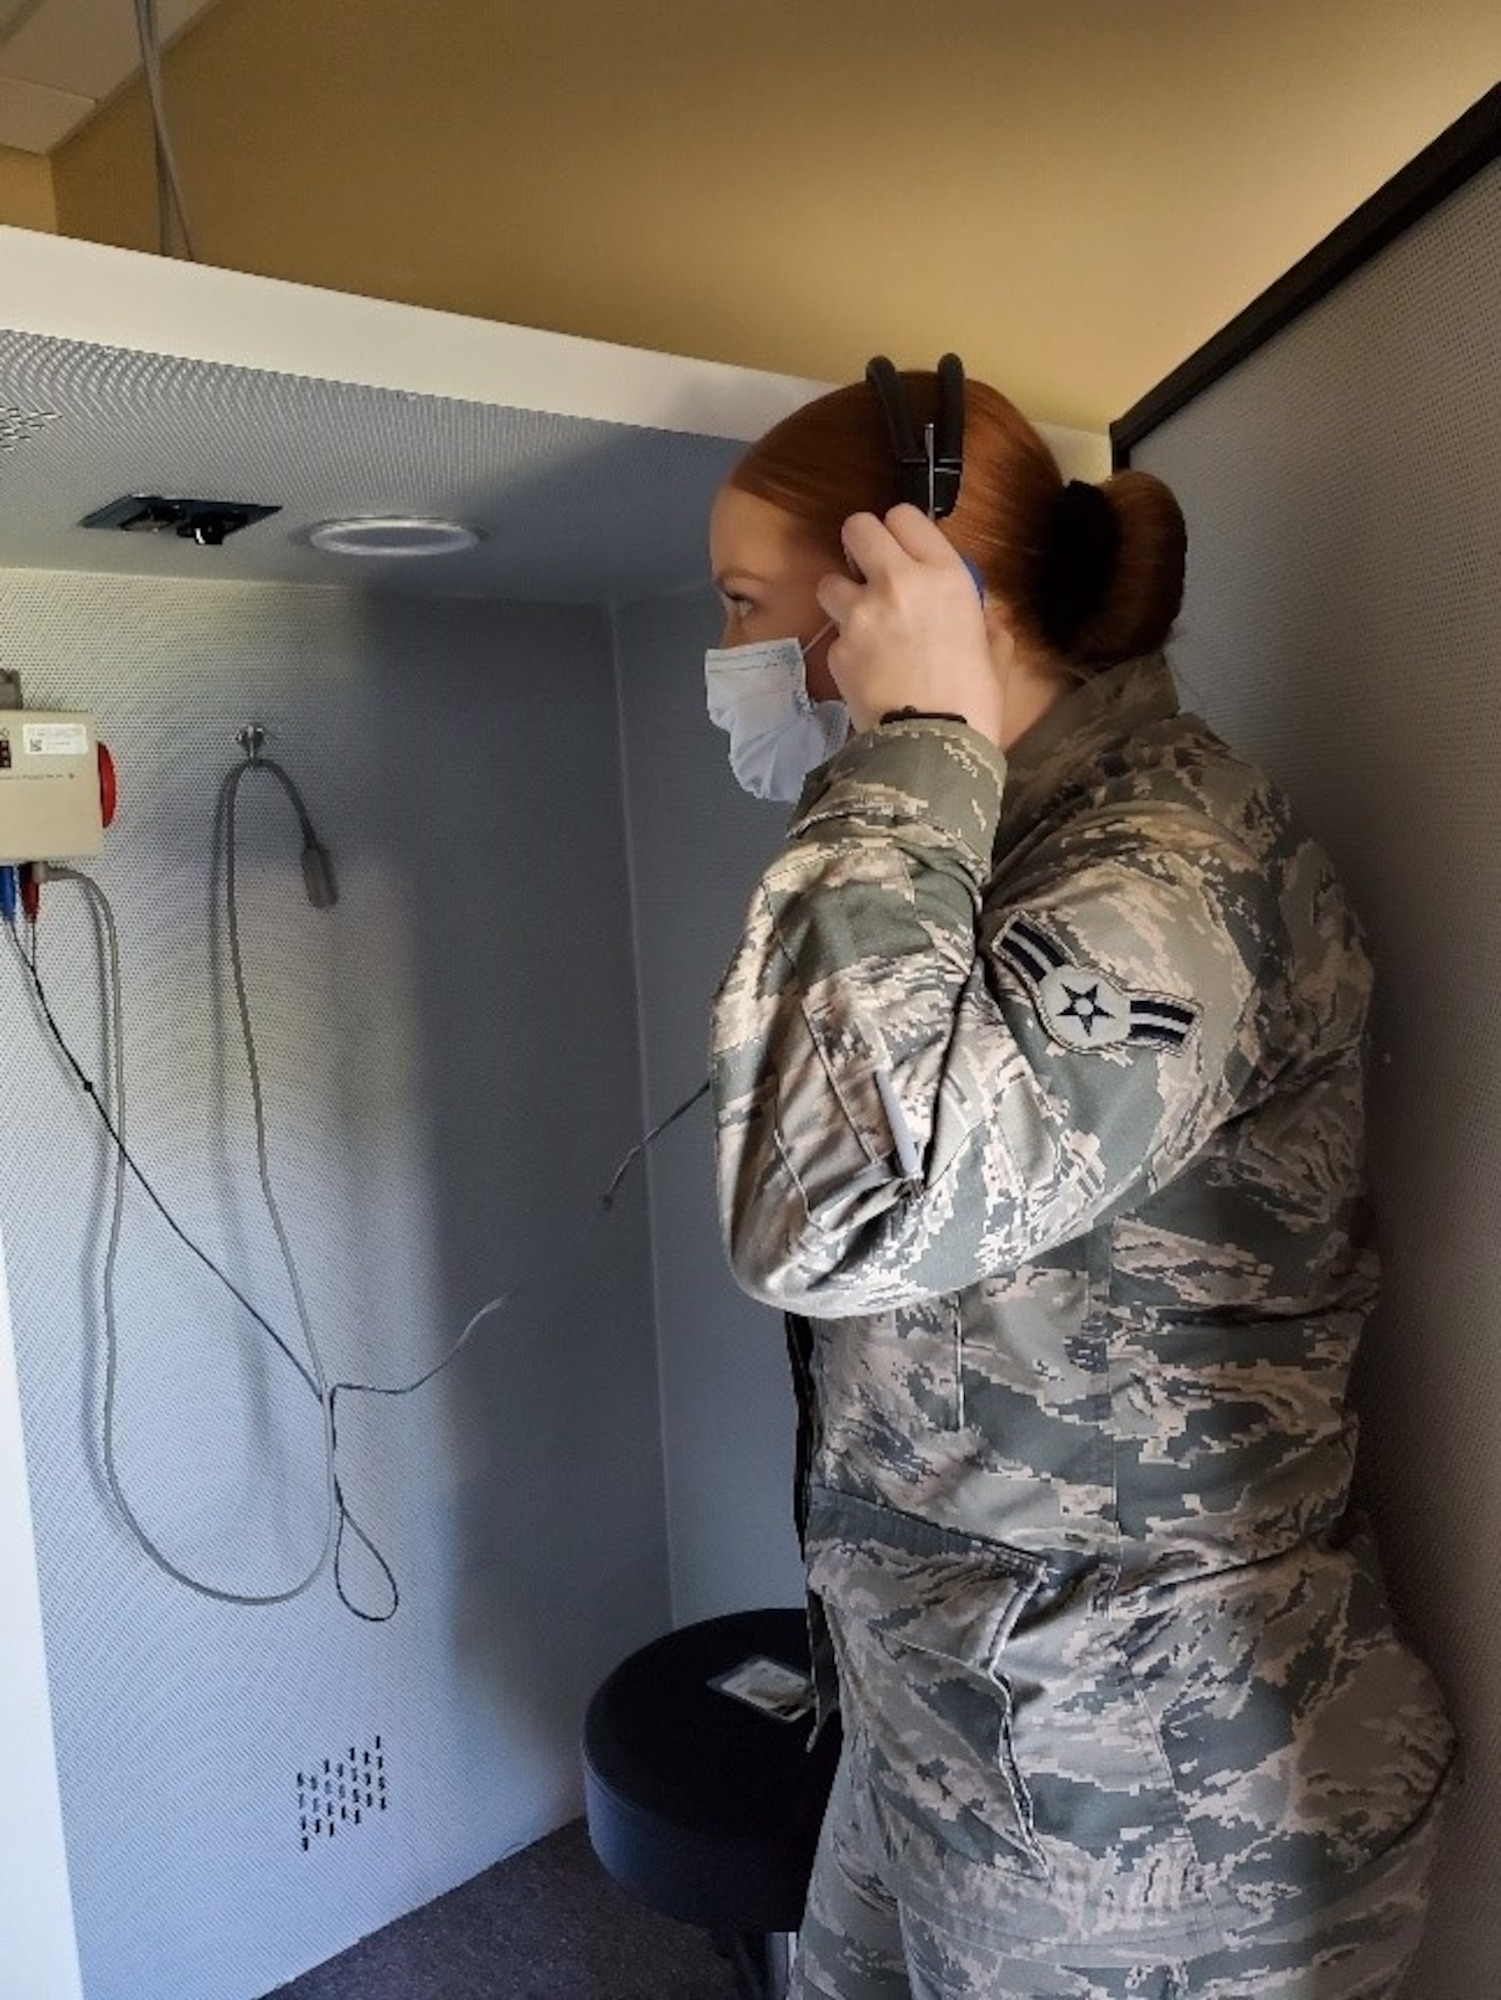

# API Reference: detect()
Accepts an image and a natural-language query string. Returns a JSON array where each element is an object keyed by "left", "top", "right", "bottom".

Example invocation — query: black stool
[{"left": 582, "top": 1608, "right": 841, "bottom": 2000}]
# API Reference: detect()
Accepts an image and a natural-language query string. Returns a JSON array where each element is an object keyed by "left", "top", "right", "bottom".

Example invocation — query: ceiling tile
[
  {"left": 0, "top": 69, "right": 89, "bottom": 152},
  {"left": 0, "top": 0, "right": 221, "bottom": 152}
]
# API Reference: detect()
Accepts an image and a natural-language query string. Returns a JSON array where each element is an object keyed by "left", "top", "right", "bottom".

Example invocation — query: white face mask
[{"left": 704, "top": 622, "right": 848, "bottom": 802}]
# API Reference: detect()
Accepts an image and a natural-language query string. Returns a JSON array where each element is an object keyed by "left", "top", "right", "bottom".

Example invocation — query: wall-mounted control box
[{"left": 0, "top": 712, "right": 103, "bottom": 862}]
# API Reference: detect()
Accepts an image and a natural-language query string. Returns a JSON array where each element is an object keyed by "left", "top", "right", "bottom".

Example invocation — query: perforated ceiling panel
[
  {"left": 1130, "top": 157, "right": 1500, "bottom": 1997},
  {"left": 0, "top": 327, "right": 743, "bottom": 603}
]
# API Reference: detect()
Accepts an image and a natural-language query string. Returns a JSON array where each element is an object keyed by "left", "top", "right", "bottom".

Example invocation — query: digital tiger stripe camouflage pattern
[{"left": 710, "top": 654, "right": 1456, "bottom": 1998}]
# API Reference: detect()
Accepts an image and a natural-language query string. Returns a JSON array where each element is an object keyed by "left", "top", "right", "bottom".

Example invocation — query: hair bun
[
  {"left": 1038, "top": 481, "right": 1120, "bottom": 651},
  {"left": 1065, "top": 472, "right": 1187, "bottom": 669}
]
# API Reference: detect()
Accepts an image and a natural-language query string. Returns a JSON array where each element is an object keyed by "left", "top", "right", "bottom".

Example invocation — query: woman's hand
[{"left": 815, "top": 504, "right": 1010, "bottom": 745}]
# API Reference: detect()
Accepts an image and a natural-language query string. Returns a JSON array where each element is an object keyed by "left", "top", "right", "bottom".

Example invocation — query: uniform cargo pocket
[
  {"left": 1119, "top": 1532, "right": 1459, "bottom": 1930},
  {"left": 805, "top": 1484, "right": 1049, "bottom": 1876}
]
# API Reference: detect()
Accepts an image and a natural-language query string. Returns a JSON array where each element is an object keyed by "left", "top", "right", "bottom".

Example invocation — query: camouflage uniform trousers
[{"left": 791, "top": 1728, "right": 1452, "bottom": 2000}]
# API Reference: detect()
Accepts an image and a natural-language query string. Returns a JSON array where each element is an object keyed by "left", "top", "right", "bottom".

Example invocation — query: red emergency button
[{"left": 98, "top": 741, "right": 118, "bottom": 827}]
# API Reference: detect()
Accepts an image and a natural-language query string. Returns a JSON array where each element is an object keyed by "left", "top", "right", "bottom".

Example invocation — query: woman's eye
[{"left": 717, "top": 590, "right": 755, "bottom": 619}]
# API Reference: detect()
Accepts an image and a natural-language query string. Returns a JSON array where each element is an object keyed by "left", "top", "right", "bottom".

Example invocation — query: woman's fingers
[
  {"left": 837, "top": 504, "right": 956, "bottom": 585},
  {"left": 814, "top": 569, "right": 862, "bottom": 626},
  {"left": 819, "top": 506, "right": 971, "bottom": 626},
  {"left": 810, "top": 506, "right": 1005, "bottom": 742}
]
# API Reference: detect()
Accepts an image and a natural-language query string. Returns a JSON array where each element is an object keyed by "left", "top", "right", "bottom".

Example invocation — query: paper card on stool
[{"left": 708, "top": 1654, "right": 816, "bottom": 1722}]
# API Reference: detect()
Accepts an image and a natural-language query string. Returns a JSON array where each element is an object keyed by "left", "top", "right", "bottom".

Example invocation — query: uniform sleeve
[{"left": 710, "top": 717, "right": 1268, "bottom": 1316}]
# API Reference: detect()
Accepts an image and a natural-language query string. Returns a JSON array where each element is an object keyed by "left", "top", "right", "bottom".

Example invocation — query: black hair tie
[{"left": 1038, "top": 480, "right": 1120, "bottom": 651}]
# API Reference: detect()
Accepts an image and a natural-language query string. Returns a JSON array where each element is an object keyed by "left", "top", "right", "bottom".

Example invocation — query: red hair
[{"left": 726, "top": 371, "right": 1186, "bottom": 671}]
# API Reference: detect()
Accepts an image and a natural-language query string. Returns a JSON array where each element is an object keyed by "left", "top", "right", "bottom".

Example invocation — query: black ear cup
[
  {"left": 865, "top": 355, "right": 927, "bottom": 509},
  {"left": 864, "top": 353, "right": 966, "bottom": 520},
  {"left": 930, "top": 354, "right": 965, "bottom": 520}
]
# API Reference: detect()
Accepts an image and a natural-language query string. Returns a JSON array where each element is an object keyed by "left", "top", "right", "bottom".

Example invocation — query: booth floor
[{"left": 262, "top": 1817, "right": 740, "bottom": 2000}]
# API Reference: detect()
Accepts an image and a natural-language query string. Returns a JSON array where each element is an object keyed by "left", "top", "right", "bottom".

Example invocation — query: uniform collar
[{"left": 996, "top": 651, "right": 1180, "bottom": 853}]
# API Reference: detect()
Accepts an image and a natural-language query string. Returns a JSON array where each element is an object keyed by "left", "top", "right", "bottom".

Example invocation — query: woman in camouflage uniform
[{"left": 705, "top": 367, "right": 1457, "bottom": 1999}]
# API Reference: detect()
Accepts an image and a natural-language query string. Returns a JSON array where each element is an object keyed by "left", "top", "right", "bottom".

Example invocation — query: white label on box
[{"left": 23, "top": 724, "right": 88, "bottom": 758}]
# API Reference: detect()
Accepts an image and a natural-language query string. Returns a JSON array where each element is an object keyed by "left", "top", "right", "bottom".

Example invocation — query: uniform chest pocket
[{"left": 805, "top": 1484, "right": 1049, "bottom": 1877}]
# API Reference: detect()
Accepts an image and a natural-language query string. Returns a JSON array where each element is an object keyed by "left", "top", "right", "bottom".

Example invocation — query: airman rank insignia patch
[{"left": 996, "top": 914, "right": 1200, "bottom": 1055}]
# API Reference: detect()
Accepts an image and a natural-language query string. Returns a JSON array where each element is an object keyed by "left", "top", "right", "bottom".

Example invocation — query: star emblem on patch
[
  {"left": 1055, "top": 978, "right": 1116, "bottom": 1036},
  {"left": 1038, "top": 966, "right": 1131, "bottom": 1048},
  {"left": 995, "top": 915, "right": 1202, "bottom": 1055}
]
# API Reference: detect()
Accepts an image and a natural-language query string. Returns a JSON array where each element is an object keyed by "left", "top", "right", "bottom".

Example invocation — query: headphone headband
[{"left": 864, "top": 353, "right": 966, "bottom": 520}]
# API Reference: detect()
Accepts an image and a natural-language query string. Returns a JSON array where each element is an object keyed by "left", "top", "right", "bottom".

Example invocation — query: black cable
[
  {"left": 9, "top": 924, "right": 318, "bottom": 1395},
  {"left": 602, "top": 1080, "right": 710, "bottom": 1207},
  {"left": 13, "top": 896, "right": 340, "bottom": 1608},
  {"left": 8, "top": 912, "right": 708, "bottom": 1620},
  {"left": 20, "top": 923, "right": 391, "bottom": 1615}
]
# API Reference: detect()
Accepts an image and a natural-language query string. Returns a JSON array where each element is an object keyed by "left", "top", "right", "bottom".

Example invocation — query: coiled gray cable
[
  {"left": 11, "top": 752, "right": 707, "bottom": 1617},
  {"left": 52, "top": 860, "right": 340, "bottom": 1606}
]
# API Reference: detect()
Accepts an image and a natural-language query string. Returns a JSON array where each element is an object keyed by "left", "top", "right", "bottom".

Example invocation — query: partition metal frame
[{"left": 1111, "top": 84, "right": 1500, "bottom": 469}]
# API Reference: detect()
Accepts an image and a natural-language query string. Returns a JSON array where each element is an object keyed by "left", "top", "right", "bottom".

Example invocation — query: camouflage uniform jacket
[{"left": 710, "top": 652, "right": 1455, "bottom": 1956}]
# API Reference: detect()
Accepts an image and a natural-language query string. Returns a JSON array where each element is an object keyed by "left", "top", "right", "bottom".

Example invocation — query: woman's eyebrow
[{"left": 712, "top": 568, "right": 772, "bottom": 590}]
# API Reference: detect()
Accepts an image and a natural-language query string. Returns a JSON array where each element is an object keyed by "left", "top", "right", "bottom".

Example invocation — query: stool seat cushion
[{"left": 582, "top": 1608, "right": 841, "bottom": 1932}]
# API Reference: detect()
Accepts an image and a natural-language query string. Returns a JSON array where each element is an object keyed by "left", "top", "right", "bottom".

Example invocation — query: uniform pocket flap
[{"left": 805, "top": 1484, "right": 1046, "bottom": 1674}]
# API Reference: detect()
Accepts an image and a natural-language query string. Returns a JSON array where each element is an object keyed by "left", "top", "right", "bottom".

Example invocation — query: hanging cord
[
  {"left": 325, "top": 1076, "right": 707, "bottom": 1603},
  {"left": 9, "top": 842, "right": 710, "bottom": 1618},
  {"left": 11, "top": 914, "right": 330, "bottom": 1397},
  {"left": 219, "top": 750, "right": 394, "bottom": 1613},
  {"left": 602, "top": 1079, "right": 710, "bottom": 1209},
  {"left": 132, "top": 0, "right": 198, "bottom": 261},
  {"left": 221, "top": 750, "right": 338, "bottom": 911},
  {"left": 20, "top": 869, "right": 340, "bottom": 1606}
]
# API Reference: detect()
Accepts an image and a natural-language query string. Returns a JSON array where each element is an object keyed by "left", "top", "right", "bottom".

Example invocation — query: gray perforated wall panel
[
  {"left": 0, "top": 571, "right": 670, "bottom": 1999},
  {"left": 1130, "top": 158, "right": 1500, "bottom": 1994}
]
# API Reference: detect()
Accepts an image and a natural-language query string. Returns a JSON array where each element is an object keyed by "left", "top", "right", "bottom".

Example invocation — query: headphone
[{"left": 864, "top": 353, "right": 966, "bottom": 520}]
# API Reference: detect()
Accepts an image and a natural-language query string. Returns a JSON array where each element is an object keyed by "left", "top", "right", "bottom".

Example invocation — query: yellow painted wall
[
  {"left": 48, "top": 0, "right": 1501, "bottom": 429},
  {"left": 0, "top": 144, "right": 55, "bottom": 233}
]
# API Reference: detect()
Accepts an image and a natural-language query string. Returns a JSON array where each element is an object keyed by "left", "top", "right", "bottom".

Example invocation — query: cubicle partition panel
[{"left": 1114, "top": 90, "right": 1500, "bottom": 1997}]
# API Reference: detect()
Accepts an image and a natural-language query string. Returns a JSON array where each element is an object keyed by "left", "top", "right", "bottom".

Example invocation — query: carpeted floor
[{"left": 261, "top": 1817, "right": 743, "bottom": 1999}]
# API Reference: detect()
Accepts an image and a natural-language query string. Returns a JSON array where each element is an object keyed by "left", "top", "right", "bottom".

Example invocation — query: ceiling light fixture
[{"left": 308, "top": 517, "right": 482, "bottom": 559}]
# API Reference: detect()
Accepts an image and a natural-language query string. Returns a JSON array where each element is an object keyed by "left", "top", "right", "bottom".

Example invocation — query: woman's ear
[{"left": 983, "top": 593, "right": 1017, "bottom": 652}]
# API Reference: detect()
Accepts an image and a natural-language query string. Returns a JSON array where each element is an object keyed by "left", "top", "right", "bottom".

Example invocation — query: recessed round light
[{"left": 309, "top": 517, "right": 481, "bottom": 559}]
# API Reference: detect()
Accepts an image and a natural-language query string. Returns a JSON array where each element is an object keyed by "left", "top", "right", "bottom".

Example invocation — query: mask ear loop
[
  {"left": 803, "top": 616, "right": 838, "bottom": 660},
  {"left": 793, "top": 617, "right": 842, "bottom": 715}
]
